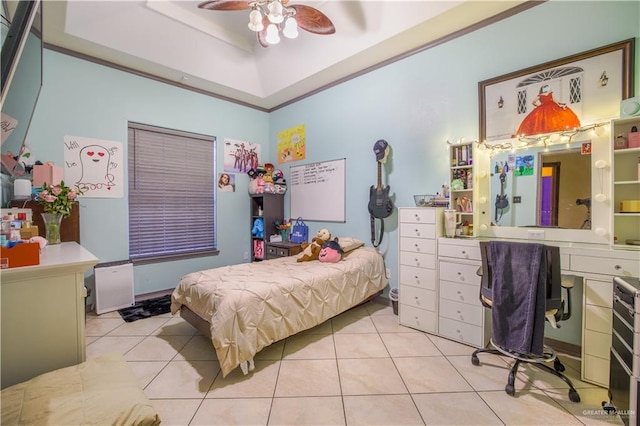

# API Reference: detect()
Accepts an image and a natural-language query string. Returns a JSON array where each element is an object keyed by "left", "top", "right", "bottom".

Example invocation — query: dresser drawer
[
  {"left": 438, "top": 317, "right": 483, "bottom": 347},
  {"left": 439, "top": 261, "right": 481, "bottom": 285},
  {"left": 439, "top": 299, "right": 483, "bottom": 325},
  {"left": 266, "top": 243, "right": 302, "bottom": 259},
  {"left": 400, "top": 265, "right": 436, "bottom": 291},
  {"left": 571, "top": 255, "right": 640, "bottom": 278},
  {"left": 438, "top": 243, "right": 481, "bottom": 261},
  {"left": 400, "top": 251, "right": 436, "bottom": 269},
  {"left": 584, "top": 329, "right": 611, "bottom": 360},
  {"left": 400, "top": 237, "right": 436, "bottom": 254},
  {"left": 439, "top": 280, "right": 478, "bottom": 305},
  {"left": 585, "top": 304, "right": 612, "bottom": 334},
  {"left": 400, "top": 223, "right": 436, "bottom": 239},
  {"left": 582, "top": 354, "right": 609, "bottom": 388},
  {"left": 399, "top": 285, "right": 437, "bottom": 312},
  {"left": 585, "top": 279, "right": 613, "bottom": 309},
  {"left": 399, "top": 304, "right": 437, "bottom": 333},
  {"left": 399, "top": 208, "right": 436, "bottom": 224}
]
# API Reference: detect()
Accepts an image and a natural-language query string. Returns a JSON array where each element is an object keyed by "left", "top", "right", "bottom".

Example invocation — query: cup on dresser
[{"left": 444, "top": 209, "right": 458, "bottom": 238}]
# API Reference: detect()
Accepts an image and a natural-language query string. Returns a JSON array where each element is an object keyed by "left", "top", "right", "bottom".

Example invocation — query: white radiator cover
[{"left": 94, "top": 260, "right": 135, "bottom": 314}]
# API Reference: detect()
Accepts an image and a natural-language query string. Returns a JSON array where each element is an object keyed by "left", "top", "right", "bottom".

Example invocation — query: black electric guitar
[
  {"left": 494, "top": 171, "right": 509, "bottom": 222},
  {"left": 369, "top": 160, "right": 394, "bottom": 218}
]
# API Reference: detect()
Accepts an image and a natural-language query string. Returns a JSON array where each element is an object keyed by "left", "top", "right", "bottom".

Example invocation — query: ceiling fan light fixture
[
  {"left": 267, "top": 0, "right": 284, "bottom": 24},
  {"left": 265, "top": 23, "right": 281, "bottom": 44},
  {"left": 282, "top": 17, "right": 298, "bottom": 39},
  {"left": 248, "top": 9, "right": 264, "bottom": 32}
]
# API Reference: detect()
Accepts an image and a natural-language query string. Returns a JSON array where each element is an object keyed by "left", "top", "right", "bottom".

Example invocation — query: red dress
[{"left": 514, "top": 92, "right": 581, "bottom": 136}]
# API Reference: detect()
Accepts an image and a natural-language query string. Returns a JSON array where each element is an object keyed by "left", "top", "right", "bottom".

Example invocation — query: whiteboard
[{"left": 290, "top": 158, "right": 346, "bottom": 222}]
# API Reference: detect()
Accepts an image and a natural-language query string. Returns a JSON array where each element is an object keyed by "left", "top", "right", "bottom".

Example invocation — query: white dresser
[
  {"left": 437, "top": 238, "right": 490, "bottom": 348},
  {"left": 398, "top": 207, "right": 441, "bottom": 333},
  {"left": 1, "top": 242, "right": 98, "bottom": 388},
  {"left": 569, "top": 248, "right": 640, "bottom": 387}
]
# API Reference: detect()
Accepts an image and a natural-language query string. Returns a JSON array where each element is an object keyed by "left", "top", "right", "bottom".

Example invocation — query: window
[{"left": 128, "top": 122, "right": 217, "bottom": 262}]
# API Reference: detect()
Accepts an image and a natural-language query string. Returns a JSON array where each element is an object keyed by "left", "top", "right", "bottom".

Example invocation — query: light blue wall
[
  {"left": 271, "top": 0, "right": 639, "bottom": 292},
  {"left": 27, "top": 51, "right": 269, "bottom": 296},
  {"left": 21, "top": 1, "right": 639, "bottom": 345}
]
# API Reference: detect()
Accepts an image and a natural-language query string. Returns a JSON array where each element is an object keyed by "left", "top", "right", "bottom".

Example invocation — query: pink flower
[{"left": 37, "top": 181, "right": 84, "bottom": 217}]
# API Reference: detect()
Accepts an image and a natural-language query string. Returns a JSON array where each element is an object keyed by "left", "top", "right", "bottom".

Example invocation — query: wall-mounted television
[{"left": 1, "top": 0, "right": 43, "bottom": 172}]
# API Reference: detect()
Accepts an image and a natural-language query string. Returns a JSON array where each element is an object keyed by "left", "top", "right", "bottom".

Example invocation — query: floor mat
[{"left": 118, "top": 295, "right": 171, "bottom": 322}]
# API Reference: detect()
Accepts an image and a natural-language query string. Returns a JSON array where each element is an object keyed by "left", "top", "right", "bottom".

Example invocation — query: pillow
[{"left": 336, "top": 237, "right": 364, "bottom": 253}]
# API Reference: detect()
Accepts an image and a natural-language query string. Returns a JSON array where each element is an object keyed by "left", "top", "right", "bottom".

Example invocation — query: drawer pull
[
  {"left": 414, "top": 229, "right": 420, "bottom": 236},
  {"left": 615, "top": 264, "right": 622, "bottom": 270},
  {"left": 413, "top": 214, "right": 420, "bottom": 221}
]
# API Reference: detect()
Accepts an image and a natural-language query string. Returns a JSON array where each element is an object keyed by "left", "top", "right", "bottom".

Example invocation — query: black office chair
[{"left": 471, "top": 241, "right": 581, "bottom": 402}]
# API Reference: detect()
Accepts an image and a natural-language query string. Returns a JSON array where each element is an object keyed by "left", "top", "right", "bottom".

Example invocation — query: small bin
[
  {"left": 389, "top": 287, "right": 398, "bottom": 315},
  {"left": 0, "top": 242, "right": 40, "bottom": 269}
]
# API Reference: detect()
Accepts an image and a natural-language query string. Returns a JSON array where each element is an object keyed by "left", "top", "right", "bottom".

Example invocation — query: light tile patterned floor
[{"left": 86, "top": 299, "right": 624, "bottom": 426}]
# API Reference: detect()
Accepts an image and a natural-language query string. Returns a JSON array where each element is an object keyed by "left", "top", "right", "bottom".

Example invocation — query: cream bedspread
[{"left": 171, "top": 247, "right": 387, "bottom": 376}]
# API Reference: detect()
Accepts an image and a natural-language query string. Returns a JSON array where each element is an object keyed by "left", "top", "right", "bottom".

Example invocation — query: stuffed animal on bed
[
  {"left": 318, "top": 238, "right": 344, "bottom": 263},
  {"left": 297, "top": 228, "right": 331, "bottom": 262}
]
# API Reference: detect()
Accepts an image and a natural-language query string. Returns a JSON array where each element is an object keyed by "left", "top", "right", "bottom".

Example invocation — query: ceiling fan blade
[
  {"left": 257, "top": 16, "right": 270, "bottom": 48},
  {"left": 198, "top": 0, "right": 252, "bottom": 11},
  {"left": 290, "top": 4, "right": 335, "bottom": 35}
]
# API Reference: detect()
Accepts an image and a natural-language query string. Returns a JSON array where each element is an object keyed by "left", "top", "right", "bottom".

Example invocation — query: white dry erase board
[{"left": 290, "top": 158, "right": 345, "bottom": 222}]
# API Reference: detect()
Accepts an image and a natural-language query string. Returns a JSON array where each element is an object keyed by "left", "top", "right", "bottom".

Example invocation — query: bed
[{"left": 170, "top": 242, "right": 387, "bottom": 377}]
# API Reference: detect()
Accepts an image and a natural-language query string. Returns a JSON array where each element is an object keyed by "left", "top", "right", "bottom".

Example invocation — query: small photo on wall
[
  {"left": 223, "top": 138, "right": 260, "bottom": 173},
  {"left": 218, "top": 172, "right": 235, "bottom": 192},
  {"left": 515, "top": 155, "right": 535, "bottom": 176}
]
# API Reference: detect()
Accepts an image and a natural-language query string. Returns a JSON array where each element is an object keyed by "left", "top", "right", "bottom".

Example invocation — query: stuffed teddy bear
[
  {"left": 297, "top": 228, "right": 331, "bottom": 262},
  {"left": 318, "top": 238, "right": 344, "bottom": 263}
]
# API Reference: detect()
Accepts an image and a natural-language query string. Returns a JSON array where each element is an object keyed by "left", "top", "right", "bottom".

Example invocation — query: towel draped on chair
[{"left": 489, "top": 241, "right": 547, "bottom": 355}]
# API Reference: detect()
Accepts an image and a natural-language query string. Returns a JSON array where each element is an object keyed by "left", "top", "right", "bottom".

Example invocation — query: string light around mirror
[{"left": 475, "top": 122, "right": 610, "bottom": 156}]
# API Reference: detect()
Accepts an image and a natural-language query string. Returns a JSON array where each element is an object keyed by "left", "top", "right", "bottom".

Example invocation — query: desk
[
  {"left": 1, "top": 242, "right": 98, "bottom": 388},
  {"left": 436, "top": 237, "right": 640, "bottom": 388}
]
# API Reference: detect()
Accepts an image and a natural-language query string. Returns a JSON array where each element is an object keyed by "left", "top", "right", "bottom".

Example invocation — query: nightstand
[{"left": 266, "top": 241, "right": 303, "bottom": 259}]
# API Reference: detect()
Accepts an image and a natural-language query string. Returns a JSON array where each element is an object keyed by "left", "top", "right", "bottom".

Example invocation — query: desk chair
[{"left": 471, "top": 241, "right": 581, "bottom": 402}]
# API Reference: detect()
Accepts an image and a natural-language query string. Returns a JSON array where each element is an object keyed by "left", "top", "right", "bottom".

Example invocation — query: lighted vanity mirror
[
  {"left": 488, "top": 146, "right": 591, "bottom": 229},
  {"left": 476, "top": 130, "right": 611, "bottom": 245}
]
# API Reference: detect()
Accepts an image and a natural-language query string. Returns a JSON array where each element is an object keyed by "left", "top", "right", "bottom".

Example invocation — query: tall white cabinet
[
  {"left": 398, "top": 207, "right": 441, "bottom": 333},
  {"left": 611, "top": 116, "right": 640, "bottom": 248}
]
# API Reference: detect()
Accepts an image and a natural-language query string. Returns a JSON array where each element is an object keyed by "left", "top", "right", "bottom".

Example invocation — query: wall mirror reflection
[{"left": 489, "top": 145, "right": 591, "bottom": 230}]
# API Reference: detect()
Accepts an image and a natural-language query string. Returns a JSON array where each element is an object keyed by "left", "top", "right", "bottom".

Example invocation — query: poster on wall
[
  {"left": 223, "top": 138, "right": 260, "bottom": 173},
  {"left": 277, "top": 124, "right": 305, "bottom": 164},
  {"left": 479, "top": 39, "right": 634, "bottom": 142},
  {"left": 63, "top": 135, "right": 124, "bottom": 198}
]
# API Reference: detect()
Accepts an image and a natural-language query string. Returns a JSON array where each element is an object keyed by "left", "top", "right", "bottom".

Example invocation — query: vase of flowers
[
  {"left": 37, "top": 181, "right": 83, "bottom": 245},
  {"left": 275, "top": 219, "right": 292, "bottom": 242}
]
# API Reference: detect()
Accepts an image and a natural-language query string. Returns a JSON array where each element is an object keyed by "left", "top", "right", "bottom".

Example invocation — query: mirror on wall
[{"left": 489, "top": 147, "right": 591, "bottom": 230}]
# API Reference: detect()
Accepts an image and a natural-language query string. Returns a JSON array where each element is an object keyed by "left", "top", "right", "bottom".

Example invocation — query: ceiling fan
[{"left": 198, "top": 0, "right": 335, "bottom": 47}]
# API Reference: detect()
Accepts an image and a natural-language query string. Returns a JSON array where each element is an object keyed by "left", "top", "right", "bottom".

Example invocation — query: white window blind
[{"left": 128, "top": 122, "right": 217, "bottom": 262}]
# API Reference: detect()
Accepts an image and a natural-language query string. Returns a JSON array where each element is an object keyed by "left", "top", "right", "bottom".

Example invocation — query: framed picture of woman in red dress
[{"left": 479, "top": 39, "right": 634, "bottom": 142}]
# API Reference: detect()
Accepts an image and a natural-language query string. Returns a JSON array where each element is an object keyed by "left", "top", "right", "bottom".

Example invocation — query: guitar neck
[{"left": 377, "top": 161, "right": 383, "bottom": 189}]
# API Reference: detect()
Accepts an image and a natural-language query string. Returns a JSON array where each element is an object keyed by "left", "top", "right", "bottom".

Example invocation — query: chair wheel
[
  {"left": 569, "top": 389, "right": 580, "bottom": 403},
  {"left": 554, "top": 359, "right": 565, "bottom": 372},
  {"left": 471, "top": 354, "right": 480, "bottom": 366},
  {"left": 505, "top": 383, "right": 515, "bottom": 396}
]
